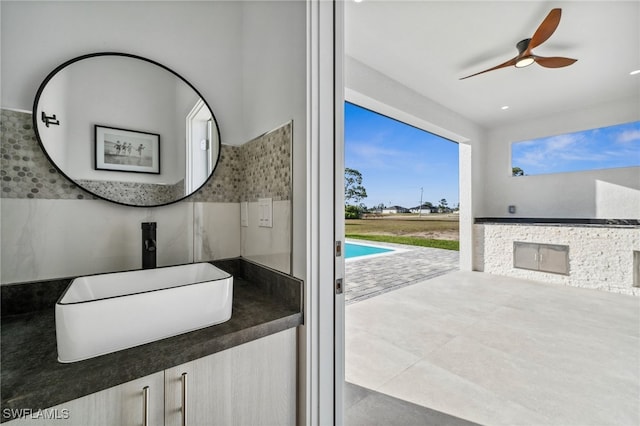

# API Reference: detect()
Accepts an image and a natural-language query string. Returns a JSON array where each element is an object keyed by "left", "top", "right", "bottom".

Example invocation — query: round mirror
[{"left": 33, "top": 52, "right": 221, "bottom": 207}]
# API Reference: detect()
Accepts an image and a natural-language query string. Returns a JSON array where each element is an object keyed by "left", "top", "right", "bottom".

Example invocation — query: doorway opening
[
  {"left": 343, "top": 102, "right": 465, "bottom": 424},
  {"left": 185, "top": 99, "right": 218, "bottom": 195}
]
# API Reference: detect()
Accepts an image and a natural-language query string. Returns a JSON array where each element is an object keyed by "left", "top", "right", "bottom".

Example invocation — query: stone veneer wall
[
  {"left": 475, "top": 223, "right": 640, "bottom": 296},
  {"left": 1, "top": 109, "right": 292, "bottom": 204}
]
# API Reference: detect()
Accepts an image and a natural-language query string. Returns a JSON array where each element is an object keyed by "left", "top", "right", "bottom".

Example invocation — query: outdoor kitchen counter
[{"left": 475, "top": 217, "right": 640, "bottom": 228}]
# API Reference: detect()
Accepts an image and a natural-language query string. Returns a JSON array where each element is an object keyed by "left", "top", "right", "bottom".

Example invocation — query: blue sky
[
  {"left": 344, "top": 102, "right": 459, "bottom": 209},
  {"left": 512, "top": 121, "right": 640, "bottom": 175}
]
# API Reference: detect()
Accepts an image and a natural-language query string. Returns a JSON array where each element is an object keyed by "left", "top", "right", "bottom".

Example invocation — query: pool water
[{"left": 345, "top": 242, "right": 393, "bottom": 259}]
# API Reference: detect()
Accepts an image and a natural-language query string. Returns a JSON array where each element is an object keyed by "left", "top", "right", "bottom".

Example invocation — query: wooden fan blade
[
  {"left": 535, "top": 56, "right": 577, "bottom": 68},
  {"left": 459, "top": 56, "right": 518, "bottom": 80},
  {"left": 529, "top": 8, "right": 562, "bottom": 50}
]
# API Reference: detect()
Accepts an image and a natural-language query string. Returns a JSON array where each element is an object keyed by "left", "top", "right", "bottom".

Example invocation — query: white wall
[
  {"left": 241, "top": 200, "right": 292, "bottom": 273},
  {"left": 241, "top": 1, "right": 307, "bottom": 278},
  {"left": 1, "top": 199, "right": 194, "bottom": 283},
  {"left": 481, "top": 97, "right": 640, "bottom": 219},
  {"left": 1, "top": 1, "right": 245, "bottom": 144}
]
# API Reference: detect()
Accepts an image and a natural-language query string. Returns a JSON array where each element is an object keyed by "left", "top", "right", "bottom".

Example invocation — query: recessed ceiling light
[
  {"left": 630, "top": 69, "right": 640, "bottom": 76},
  {"left": 354, "top": 0, "right": 364, "bottom": 3},
  {"left": 501, "top": 106, "right": 510, "bottom": 110}
]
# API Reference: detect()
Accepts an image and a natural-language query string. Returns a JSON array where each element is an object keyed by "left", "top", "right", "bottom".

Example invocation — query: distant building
[
  {"left": 382, "top": 205, "right": 410, "bottom": 214},
  {"left": 409, "top": 204, "right": 438, "bottom": 214}
]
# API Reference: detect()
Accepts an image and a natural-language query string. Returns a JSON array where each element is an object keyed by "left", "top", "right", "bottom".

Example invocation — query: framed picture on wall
[{"left": 95, "top": 125, "right": 160, "bottom": 174}]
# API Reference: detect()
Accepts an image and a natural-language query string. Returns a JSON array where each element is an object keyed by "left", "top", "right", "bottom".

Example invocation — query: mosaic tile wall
[
  {"left": 191, "top": 144, "right": 243, "bottom": 203},
  {"left": 1, "top": 109, "right": 92, "bottom": 200},
  {"left": 1, "top": 109, "right": 292, "bottom": 204},
  {"left": 239, "top": 122, "right": 292, "bottom": 202},
  {"left": 76, "top": 179, "right": 183, "bottom": 206},
  {"left": 193, "top": 122, "right": 292, "bottom": 202}
]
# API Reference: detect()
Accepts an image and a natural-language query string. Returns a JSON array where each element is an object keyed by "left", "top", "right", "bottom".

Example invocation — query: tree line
[{"left": 345, "top": 168, "right": 457, "bottom": 218}]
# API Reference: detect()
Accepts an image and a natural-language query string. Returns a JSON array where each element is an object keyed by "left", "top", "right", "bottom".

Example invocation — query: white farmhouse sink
[{"left": 55, "top": 263, "right": 233, "bottom": 363}]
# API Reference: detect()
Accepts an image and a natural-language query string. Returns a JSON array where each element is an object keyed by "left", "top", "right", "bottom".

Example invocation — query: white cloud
[
  {"left": 514, "top": 134, "right": 584, "bottom": 169},
  {"left": 617, "top": 129, "right": 640, "bottom": 144},
  {"left": 347, "top": 141, "right": 407, "bottom": 170},
  {"left": 544, "top": 134, "right": 582, "bottom": 151}
]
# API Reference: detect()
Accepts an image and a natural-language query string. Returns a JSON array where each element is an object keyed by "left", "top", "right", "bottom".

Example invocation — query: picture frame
[{"left": 95, "top": 125, "right": 160, "bottom": 174}]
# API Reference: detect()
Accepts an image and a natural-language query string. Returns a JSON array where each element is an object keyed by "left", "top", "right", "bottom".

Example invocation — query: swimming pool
[{"left": 345, "top": 242, "right": 394, "bottom": 259}]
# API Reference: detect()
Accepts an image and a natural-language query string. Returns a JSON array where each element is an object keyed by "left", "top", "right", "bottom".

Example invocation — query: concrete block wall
[{"left": 476, "top": 223, "right": 640, "bottom": 296}]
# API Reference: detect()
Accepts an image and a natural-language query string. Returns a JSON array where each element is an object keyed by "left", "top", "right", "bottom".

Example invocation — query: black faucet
[{"left": 141, "top": 222, "right": 157, "bottom": 269}]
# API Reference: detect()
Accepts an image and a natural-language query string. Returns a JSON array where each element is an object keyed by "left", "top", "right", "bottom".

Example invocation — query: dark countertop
[
  {"left": 1, "top": 259, "right": 303, "bottom": 422},
  {"left": 474, "top": 217, "right": 640, "bottom": 227}
]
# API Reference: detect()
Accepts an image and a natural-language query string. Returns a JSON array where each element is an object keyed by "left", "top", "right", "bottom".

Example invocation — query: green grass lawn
[{"left": 345, "top": 214, "right": 460, "bottom": 251}]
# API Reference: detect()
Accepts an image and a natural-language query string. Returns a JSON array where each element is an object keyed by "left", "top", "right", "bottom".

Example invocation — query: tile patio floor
[
  {"left": 345, "top": 248, "right": 640, "bottom": 426},
  {"left": 345, "top": 239, "right": 459, "bottom": 304}
]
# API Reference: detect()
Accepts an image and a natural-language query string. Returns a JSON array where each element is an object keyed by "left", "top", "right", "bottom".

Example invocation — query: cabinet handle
[
  {"left": 142, "top": 386, "right": 150, "bottom": 426},
  {"left": 181, "top": 372, "right": 188, "bottom": 426}
]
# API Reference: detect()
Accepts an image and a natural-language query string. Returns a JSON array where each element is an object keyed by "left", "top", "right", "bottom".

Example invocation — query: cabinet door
[
  {"left": 5, "top": 372, "right": 164, "bottom": 426},
  {"left": 513, "top": 242, "right": 539, "bottom": 271},
  {"left": 165, "top": 328, "right": 296, "bottom": 426},
  {"left": 539, "top": 244, "right": 569, "bottom": 275}
]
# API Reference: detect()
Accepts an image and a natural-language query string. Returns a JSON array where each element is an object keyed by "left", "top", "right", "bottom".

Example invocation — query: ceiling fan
[{"left": 460, "top": 8, "right": 577, "bottom": 80}]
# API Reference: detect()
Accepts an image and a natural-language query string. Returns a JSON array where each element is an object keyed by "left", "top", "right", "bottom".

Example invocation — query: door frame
[
  {"left": 333, "top": 0, "right": 346, "bottom": 424},
  {"left": 305, "top": 0, "right": 344, "bottom": 425}
]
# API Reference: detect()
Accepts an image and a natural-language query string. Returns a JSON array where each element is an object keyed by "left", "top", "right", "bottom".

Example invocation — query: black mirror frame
[{"left": 32, "top": 51, "right": 222, "bottom": 208}]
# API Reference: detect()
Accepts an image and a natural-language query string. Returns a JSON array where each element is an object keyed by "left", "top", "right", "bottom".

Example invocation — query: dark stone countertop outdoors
[
  {"left": 0, "top": 258, "right": 303, "bottom": 422},
  {"left": 474, "top": 217, "right": 640, "bottom": 227}
]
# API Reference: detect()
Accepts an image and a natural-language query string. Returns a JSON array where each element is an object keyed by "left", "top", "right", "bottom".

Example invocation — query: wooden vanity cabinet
[
  {"left": 5, "top": 372, "right": 164, "bottom": 426},
  {"left": 165, "top": 328, "right": 296, "bottom": 426},
  {"left": 6, "top": 329, "right": 296, "bottom": 426}
]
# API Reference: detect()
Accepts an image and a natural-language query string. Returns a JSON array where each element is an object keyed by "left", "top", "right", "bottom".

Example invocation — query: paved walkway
[{"left": 345, "top": 239, "right": 459, "bottom": 304}]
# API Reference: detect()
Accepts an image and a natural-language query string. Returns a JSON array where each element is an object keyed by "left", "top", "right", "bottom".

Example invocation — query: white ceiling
[{"left": 345, "top": 0, "right": 640, "bottom": 130}]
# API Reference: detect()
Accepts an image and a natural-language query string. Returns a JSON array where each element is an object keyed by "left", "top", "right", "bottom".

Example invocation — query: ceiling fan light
[{"left": 515, "top": 56, "right": 535, "bottom": 68}]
